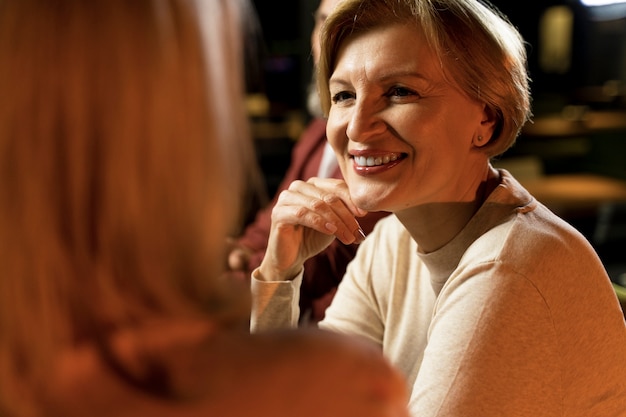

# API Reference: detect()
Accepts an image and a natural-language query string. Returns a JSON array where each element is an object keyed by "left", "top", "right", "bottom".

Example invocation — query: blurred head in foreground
[{"left": 0, "top": 0, "right": 256, "bottom": 413}]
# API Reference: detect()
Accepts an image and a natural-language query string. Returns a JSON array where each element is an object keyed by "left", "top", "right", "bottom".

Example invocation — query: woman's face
[{"left": 326, "top": 23, "right": 493, "bottom": 213}]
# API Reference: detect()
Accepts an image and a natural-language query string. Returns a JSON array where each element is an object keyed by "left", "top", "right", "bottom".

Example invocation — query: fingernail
[{"left": 355, "top": 227, "right": 366, "bottom": 243}]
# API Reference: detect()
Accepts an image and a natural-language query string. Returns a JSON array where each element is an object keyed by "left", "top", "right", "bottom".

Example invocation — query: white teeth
[{"left": 354, "top": 154, "right": 399, "bottom": 167}]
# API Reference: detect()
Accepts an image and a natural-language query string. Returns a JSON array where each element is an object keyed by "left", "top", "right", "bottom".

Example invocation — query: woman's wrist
[{"left": 256, "top": 261, "right": 303, "bottom": 282}]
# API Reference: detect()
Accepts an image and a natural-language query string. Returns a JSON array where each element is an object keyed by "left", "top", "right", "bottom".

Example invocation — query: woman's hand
[{"left": 257, "top": 177, "right": 367, "bottom": 282}]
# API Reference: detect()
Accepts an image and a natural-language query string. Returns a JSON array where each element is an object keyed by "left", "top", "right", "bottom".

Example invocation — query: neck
[{"left": 396, "top": 165, "right": 500, "bottom": 253}]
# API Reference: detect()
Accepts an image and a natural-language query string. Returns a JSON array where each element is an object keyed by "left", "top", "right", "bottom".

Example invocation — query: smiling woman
[{"left": 250, "top": 0, "right": 626, "bottom": 415}]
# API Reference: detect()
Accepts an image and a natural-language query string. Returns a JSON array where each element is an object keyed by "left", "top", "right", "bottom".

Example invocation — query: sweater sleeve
[{"left": 250, "top": 268, "right": 303, "bottom": 332}]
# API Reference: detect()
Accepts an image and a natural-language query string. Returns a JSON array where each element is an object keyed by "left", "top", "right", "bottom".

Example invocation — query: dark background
[{"left": 249, "top": 0, "right": 626, "bottom": 116}]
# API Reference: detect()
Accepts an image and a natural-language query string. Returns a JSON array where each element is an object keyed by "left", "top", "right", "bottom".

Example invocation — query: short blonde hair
[
  {"left": 318, "top": 0, "right": 532, "bottom": 157},
  {"left": 0, "top": 0, "right": 254, "bottom": 412}
]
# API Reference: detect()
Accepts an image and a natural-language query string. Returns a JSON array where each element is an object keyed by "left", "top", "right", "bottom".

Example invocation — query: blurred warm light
[{"left": 539, "top": 6, "right": 573, "bottom": 74}]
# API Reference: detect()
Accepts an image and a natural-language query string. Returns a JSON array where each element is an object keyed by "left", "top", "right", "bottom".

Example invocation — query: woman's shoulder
[
  {"left": 42, "top": 343, "right": 172, "bottom": 417},
  {"left": 43, "top": 328, "right": 409, "bottom": 417},
  {"left": 201, "top": 329, "right": 409, "bottom": 417}
]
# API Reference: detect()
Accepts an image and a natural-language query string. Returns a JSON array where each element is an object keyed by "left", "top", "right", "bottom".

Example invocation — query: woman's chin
[{"left": 351, "top": 192, "right": 384, "bottom": 213}]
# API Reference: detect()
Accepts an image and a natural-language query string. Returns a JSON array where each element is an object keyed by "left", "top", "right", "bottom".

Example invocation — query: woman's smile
[{"left": 351, "top": 151, "right": 407, "bottom": 173}]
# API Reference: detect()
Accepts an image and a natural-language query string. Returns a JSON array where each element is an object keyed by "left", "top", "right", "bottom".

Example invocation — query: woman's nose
[{"left": 346, "top": 99, "right": 386, "bottom": 142}]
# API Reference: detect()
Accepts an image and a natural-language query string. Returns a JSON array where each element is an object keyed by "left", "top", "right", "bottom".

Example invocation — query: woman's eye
[
  {"left": 331, "top": 91, "right": 355, "bottom": 103},
  {"left": 386, "top": 86, "right": 417, "bottom": 98}
]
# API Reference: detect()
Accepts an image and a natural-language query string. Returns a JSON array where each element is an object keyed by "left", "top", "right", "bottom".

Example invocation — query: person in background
[
  {"left": 227, "top": 0, "right": 389, "bottom": 324},
  {"left": 0, "top": 1, "right": 410, "bottom": 416},
  {"left": 251, "top": 0, "right": 626, "bottom": 415}
]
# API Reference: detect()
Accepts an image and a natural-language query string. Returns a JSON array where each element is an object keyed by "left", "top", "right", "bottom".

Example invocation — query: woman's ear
[{"left": 472, "top": 104, "right": 498, "bottom": 148}]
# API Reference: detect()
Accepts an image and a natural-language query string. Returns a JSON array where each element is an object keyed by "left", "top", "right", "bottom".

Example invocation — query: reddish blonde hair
[{"left": 0, "top": 0, "right": 254, "bottom": 413}]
